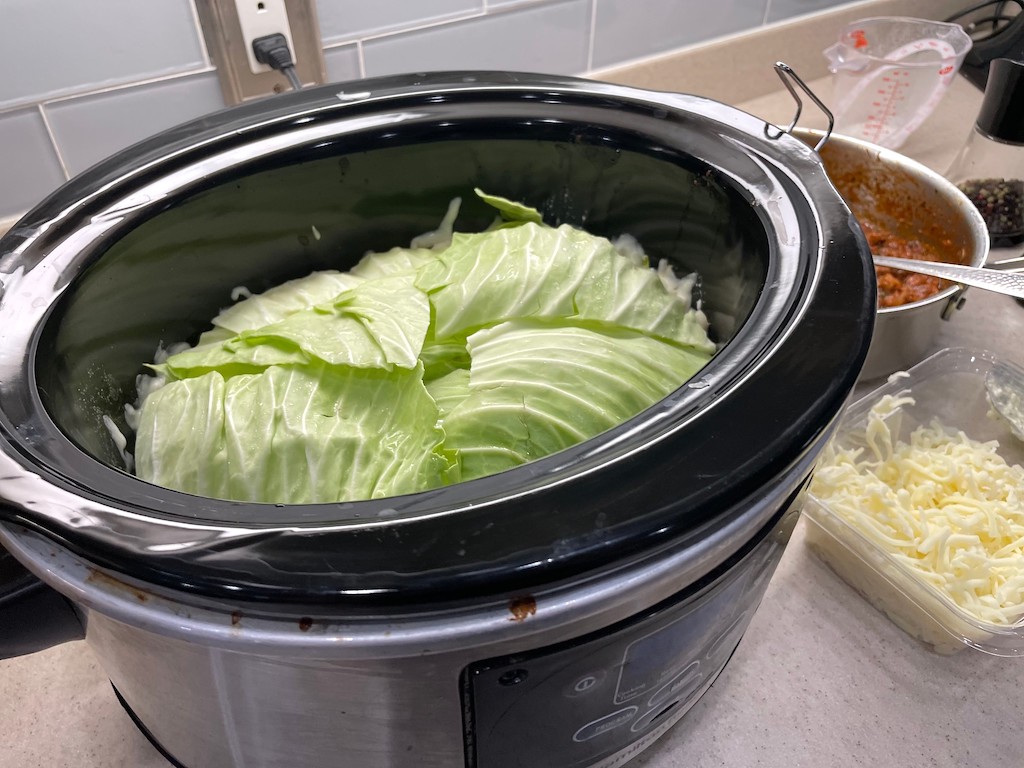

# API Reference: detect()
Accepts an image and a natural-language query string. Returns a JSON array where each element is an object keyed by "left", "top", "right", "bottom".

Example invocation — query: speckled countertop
[{"left": 3, "top": 46, "right": 1024, "bottom": 768}]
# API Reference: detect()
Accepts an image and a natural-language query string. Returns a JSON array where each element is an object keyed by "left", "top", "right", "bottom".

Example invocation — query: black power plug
[{"left": 251, "top": 33, "right": 302, "bottom": 91}]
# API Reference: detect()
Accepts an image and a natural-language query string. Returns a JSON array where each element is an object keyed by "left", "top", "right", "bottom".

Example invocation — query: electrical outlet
[
  {"left": 196, "top": 0, "right": 327, "bottom": 105},
  {"left": 234, "top": 0, "right": 297, "bottom": 75}
]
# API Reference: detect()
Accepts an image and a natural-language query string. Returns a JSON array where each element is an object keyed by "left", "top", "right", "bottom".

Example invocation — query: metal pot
[
  {"left": 0, "top": 72, "right": 873, "bottom": 768},
  {"left": 794, "top": 128, "right": 990, "bottom": 381}
]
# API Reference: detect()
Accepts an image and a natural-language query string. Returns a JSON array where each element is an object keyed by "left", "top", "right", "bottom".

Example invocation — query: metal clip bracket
[{"left": 763, "top": 62, "right": 835, "bottom": 152}]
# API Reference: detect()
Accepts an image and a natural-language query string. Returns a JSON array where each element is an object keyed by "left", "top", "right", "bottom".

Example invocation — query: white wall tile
[
  {"left": 363, "top": 0, "right": 591, "bottom": 77},
  {"left": 45, "top": 73, "right": 226, "bottom": 176},
  {"left": 0, "top": 0, "right": 870, "bottom": 193},
  {"left": 766, "top": 0, "right": 856, "bottom": 23},
  {"left": 0, "top": 0, "right": 206, "bottom": 109},
  {"left": 324, "top": 44, "right": 363, "bottom": 83},
  {"left": 0, "top": 108, "right": 67, "bottom": 218},
  {"left": 316, "top": 0, "right": 483, "bottom": 44},
  {"left": 592, "top": 0, "right": 770, "bottom": 69}
]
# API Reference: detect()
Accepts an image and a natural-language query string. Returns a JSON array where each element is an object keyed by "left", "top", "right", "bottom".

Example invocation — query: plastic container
[
  {"left": 946, "top": 58, "right": 1024, "bottom": 248},
  {"left": 824, "top": 17, "right": 973, "bottom": 149},
  {"left": 802, "top": 347, "right": 1024, "bottom": 656}
]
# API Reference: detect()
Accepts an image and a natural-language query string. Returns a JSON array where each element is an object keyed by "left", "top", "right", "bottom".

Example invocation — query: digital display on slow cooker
[{"left": 613, "top": 590, "right": 735, "bottom": 705}]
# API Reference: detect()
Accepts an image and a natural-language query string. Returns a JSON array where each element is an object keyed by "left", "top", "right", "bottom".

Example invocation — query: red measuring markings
[
  {"left": 863, "top": 70, "right": 910, "bottom": 142},
  {"left": 939, "top": 65, "right": 953, "bottom": 75}
]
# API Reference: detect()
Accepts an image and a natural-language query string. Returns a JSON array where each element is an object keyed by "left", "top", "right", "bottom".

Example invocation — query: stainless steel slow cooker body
[{"left": 0, "top": 72, "right": 874, "bottom": 768}]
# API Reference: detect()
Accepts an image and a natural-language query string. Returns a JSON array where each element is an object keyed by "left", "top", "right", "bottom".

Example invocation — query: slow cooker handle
[
  {"left": 763, "top": 62, "right": 835, "bottom": 151},
  {"left": 0, "top": 543, "right": 84, "bottom": 659}
]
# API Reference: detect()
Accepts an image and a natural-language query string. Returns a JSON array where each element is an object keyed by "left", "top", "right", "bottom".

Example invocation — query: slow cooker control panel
[{"left": 461, "top": 532, "right": 781, "bottom": 768}]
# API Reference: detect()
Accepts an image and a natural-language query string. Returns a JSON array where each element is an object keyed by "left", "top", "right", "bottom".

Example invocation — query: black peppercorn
[
  {"left": 945, "top": 60, "right": 1024, "bottom": 248},
  {"left": 957, "top": 178, "right": 1024, "bottom": 246}
]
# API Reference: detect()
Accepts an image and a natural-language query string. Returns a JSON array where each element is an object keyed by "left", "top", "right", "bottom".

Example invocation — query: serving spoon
[{"left": 872, "top": 255, "right": 1024, "bottom": 301}]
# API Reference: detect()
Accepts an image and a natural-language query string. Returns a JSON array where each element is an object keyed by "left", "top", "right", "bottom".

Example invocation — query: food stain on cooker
[
  {"left": 508, "top": 595, "right": 537, "bottom": 622},
  {"left": 86, "top": 568, "right": 149, "bottom": 603},
  {"left": 298, "top": 616, "right": 314, "bottom": 631},
  {"left": 231, "top": 610, "right": 243, "bottom": 627}
]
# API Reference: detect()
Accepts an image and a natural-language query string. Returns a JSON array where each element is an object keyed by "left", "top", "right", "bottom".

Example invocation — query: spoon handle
[{"left": 872, "top": 256, "right": 1024, "bottom": 301}]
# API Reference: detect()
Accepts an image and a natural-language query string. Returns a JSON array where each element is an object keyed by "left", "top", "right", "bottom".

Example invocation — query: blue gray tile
[
  {"left": 316, "top": 0, "right": 483, "bottom": 44},
  {"left": 0, "top": 0, "right": 206, "bottom": 109},
  {"left": 45, "top": 73, "right": 227, "bottom": 177},
  {"left": 324, "top": 44, "right": 363, "bottom": 83},
  {"left": 765, "top": 0, "right": 851, "bottom": 23},
  {"left": 363, "top": 0, "right": 591, "bottom": 77},
  {"left": 0, "top": 108, "right": 67, "bottom": 219},
  {"left": 592, "top": 0, "right": 769, "bottom": 69}
]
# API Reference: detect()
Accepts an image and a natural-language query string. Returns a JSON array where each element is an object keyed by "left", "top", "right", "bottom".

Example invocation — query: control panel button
[
  {"left": 572, "top": 707, "right": 638, "bottom": 743},
  {"left": 648, "top": 661, "right": 701, "bottom": 709},
  {"left": 564, "top": 669, "right": 608, "bottom": 698}
]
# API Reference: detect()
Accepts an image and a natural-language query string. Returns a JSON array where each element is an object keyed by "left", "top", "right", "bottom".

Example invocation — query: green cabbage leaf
[
  {"left": 131, "top": 193, "right": 714, "bottom": 504},
  {"left": 137, "top": 363, "right": 453, "bottom": 503},
  {"left": 415, "top": 223, "right": 714, "bottom": 353},
  {"left": 442, "top": 320, "right": 711, "bottom": 480}
]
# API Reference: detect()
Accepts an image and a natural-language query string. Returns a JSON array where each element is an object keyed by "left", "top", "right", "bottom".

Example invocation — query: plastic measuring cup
[{"left": 825, "top": 17, "right": 973, "bottom": 149}]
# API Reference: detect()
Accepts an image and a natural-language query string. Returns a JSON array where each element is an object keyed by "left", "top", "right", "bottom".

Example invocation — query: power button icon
[
  {"left": 575, "top": 676, "right": 598, "bottom": 692},
  {"left": 566, "top": 670, "right": 606, "bottom": 698}
]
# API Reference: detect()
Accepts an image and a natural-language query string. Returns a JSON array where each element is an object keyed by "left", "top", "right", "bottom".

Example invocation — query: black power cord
[
  {"left": 251, "top": 32, "right": 303, "bottom": 91},
  {"left": 946, "top": 0, "right": 1023, "bottom": 39}
]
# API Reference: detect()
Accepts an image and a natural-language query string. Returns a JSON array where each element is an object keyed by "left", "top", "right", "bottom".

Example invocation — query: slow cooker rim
[
  {"left": 0, "top": 496, "right": 799, "bottom": 650},
  {"left": 2, "top": 75, "right": 823, "bottom": 528},
  {"left": 0, "top": 72, "right": 875, "bottom": 603}
]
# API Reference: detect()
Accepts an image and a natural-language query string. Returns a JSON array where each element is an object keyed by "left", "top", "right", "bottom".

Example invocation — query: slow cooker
[{"left": 0, "top": 72, "right": 874, "bottom": 768}]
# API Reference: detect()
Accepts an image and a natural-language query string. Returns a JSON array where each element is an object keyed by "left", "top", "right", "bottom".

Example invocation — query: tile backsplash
[{"left": 0, "top": 0, "right": 858, "bottom": 220}]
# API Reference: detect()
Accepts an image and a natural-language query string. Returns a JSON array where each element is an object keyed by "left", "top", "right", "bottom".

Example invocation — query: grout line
[
  {"left": 485, "top": 0, "right": 565, "bottom": 11},
  {"left": 349, "top": 9, "right": 489, "bottom": 45},
  {"left": 37, "top": 104, "right": 71, "bottom": 181},
  {"left": 762, "top": 0, "right": 772, "bottom": 26},
  {"left": 356, "top": 40, "right": 367, "bottom": 78},
  {"left": 187, "top": 0, "right": 214, "bottom": 68},
  {"left": 587, "top": 0, "right": 598, "bottom": 72},
  {"left": 0, "top": 101, "right": 36, "bottom": 118},
  {"left": 583, "top": 21, "right": 771, "bottom": 79},
  {"left": 0, "top": 66, "right": 217, "bottom": 118},
  {"left": 323, "top": 39, "right": 362, "bottom": 52},
  {"left": 41, "top": 66, "right": 218, "bottom": 107},
  {"left": 305, "top": 0, "right": 586, "bottom": 52}
]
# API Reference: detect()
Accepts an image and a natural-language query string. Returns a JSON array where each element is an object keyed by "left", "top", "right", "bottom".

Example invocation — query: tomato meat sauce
[{"left": 859, "top": 220, "right": 950, "bottom": 308}]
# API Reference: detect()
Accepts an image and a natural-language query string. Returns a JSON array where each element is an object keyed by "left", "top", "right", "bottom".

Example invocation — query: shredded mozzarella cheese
[{"left": 811, "top": 393, "right": 1024, "bottom": 626}]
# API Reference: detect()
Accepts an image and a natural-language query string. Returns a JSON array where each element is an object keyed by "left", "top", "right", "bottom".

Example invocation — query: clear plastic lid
[{"left": 803, "top": 347, "right": 1024, "bottom": 657}]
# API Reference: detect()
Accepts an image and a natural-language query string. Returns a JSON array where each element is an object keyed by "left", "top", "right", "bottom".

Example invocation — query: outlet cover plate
[{"left": 196, "top": 0, "right": 327, "bottom": 105}]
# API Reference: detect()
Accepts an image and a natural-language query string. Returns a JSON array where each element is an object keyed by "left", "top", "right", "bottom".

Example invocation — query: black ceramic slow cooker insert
[{"left": 0, "top": 72, "right": 873, "bottom": 768}]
